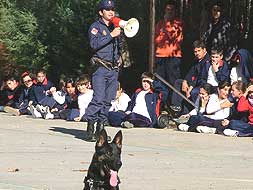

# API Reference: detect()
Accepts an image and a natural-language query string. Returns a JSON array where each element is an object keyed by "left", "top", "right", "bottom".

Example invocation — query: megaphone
[{"left": 110, "top": 17, "right": 139, "bottom": 38}]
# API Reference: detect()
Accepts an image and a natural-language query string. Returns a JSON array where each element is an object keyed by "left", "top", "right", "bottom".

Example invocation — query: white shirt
[
  {"left": 132, "top": 91, "right": 151, "bottom": 121},
  {"left": 52, "top": 90, "right": 66, "bottom": 105},
  {"left": 109, "top": 92, "right": 131, "bottom": 112},
  {"left": 205, "top": 93, "right": 230, "bottom": 120},
  {"left": 78, "top": 89, "right": 93, "bottom": 117},
  {"left": 230, "top": 66, "right": 247, "bottom": 84},
  {"left": 207, "top": 66, "right": 219, "bottom": 86}
]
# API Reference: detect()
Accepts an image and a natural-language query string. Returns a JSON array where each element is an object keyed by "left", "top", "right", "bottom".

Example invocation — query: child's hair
[
  {"left": 21, "top": 71, "right": 30, "bottom": 78},
  {"left": 218, "top": 80, "right": 230, "bottom": 89},
  {"left": 58, "top": 79, "right": 66, "bottom": 90},
  {"left": 211, "top": 48, "right": 223, "bottom": 56},
  {"left": 21, "top": 71, "right": 34, "bottom": 80},
  {"left": 232, "top": 80, "right": 246, "bottom": 93},
  {"left": 36, "top": 69, "right": 46, "bottom": 75},
  {"left": 65, "top": 78, "right": 76, "bottom": 87},
  {"left": 141, "top": 72, "right": 154, "bottom": 80},
  {"left": 4, "top": 75, "right": 19, "bottom": 82},
  {"left": 76, "top": 74, "right": 90, "bottom": 86},
  {"left": 200, "top": 83, "right": 214, "bottom": 95}
]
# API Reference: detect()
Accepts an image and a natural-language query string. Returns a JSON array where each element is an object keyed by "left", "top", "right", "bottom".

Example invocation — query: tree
[{"left": 0, "top": 0, "right": 47, "bottom": 76}]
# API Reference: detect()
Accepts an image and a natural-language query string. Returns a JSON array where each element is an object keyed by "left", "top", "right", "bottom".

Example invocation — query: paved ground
[{"left": 1, "top": 113, "right": 253, "bottom": 190}]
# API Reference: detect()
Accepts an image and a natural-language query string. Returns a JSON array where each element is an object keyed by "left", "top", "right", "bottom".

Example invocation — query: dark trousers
[
  {"left": 229, "top": 120, "right": 253, "bottom": 136},
  {"left": 187, "top": 115, "right": 221, "bottom": 132},
  {"left": 39, "top": 96, "right": 57, "bottom": 108},
  {"left": 84, "top": 66, "right": 118, "bottom": 123},
  {"left": 108, "top": 111, "right": 151, "bottom": 127}
]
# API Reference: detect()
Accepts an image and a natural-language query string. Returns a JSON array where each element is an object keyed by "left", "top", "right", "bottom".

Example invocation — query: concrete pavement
[{"left": 1, "top": 113, "right": 253, "bottom": 190}]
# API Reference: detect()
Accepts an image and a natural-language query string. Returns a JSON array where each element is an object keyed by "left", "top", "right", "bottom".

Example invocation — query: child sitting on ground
[
  {"left": 69, "top": 75, "right": 93, "bottom": 122},
  {"left": 0, "top": 76, "right": 22, "bottom": 116},
  {"left": 108, "top": 82, "right": 131, "bottom": 125},
  {"left": 109, "top": 72, "right": 168, "bottom": 128}
]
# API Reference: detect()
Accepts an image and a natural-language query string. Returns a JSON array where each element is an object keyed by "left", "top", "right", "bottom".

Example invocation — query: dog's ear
[
  {"left": 96, "top": 129, "right": 108, "bottom": 147},
  {"left": 113, "top": 130, "right": 122, "bottom": 149}
]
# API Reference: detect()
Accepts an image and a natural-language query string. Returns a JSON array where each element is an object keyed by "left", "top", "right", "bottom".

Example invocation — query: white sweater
[
  {"left": 109, "top": 92, "right": 131, "bottom": 112},
  {"left": 78, "top": 89, "right": 93, "bottom": 117},
  {"left": 205, "top": 94, "right": 230, "bottom": 120}
]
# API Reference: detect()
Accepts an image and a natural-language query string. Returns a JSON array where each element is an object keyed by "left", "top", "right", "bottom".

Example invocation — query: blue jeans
[{"left": 229, "top": 120, "right": 253, "bottom": 136}]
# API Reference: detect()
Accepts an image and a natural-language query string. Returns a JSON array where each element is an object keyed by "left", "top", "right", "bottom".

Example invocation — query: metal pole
[
  {"left": 154, "top": 73, "right": 197, "bottom": 108},
  {"left": 149, "top": 0, "right": 155, "bottom": 72}
]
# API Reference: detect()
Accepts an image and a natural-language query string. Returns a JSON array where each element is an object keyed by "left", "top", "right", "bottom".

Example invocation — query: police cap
[{"left": 98, "top": 0, "right": 115, "bottom": 11}]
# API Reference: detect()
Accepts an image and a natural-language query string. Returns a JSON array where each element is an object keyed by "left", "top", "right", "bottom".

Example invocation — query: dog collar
[{"left": 84, "top": 176, "right": 120, "bottom": 190}]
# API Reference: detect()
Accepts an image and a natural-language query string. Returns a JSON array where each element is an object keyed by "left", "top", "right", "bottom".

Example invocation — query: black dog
[{"left": 83, "top": 129, "right": 123, "bottom": 190}]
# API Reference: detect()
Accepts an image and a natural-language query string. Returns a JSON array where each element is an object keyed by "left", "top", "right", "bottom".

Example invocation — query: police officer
[{"left": 84, "top": 0, "right": 122, "bottom": 142}]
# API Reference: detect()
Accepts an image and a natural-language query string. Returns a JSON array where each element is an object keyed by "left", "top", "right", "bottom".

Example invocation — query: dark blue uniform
[{"left": 84, "top": 16, "right": 122, "bottom": 125}]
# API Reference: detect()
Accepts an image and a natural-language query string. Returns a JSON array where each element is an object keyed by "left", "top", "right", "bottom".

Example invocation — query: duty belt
[{"left": 91, "top": 57, "right": 119, "bottom": 70}]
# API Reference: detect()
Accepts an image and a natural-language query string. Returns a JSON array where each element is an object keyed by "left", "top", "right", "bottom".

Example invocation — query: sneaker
[
  {"left": 223, "top": 129, "right": 239, "bottom": 137},
  {"left": 4, "top": 106, "right": 20, "bottom": 116},
  {"left": 178, "top": 123, "right": 190, "bottom": 132},
  {"left": 36, "top": 105, "right": 47, "bottom": 114},
  {"left": 45, "top": 112, "right": 54, "bottom": 119},
  {"left": 44, "top": 107, "right": 54, "bottom": 119},
  {"left": 29, "top": 104, "right": 42, "bottom": 118},
  {"left": 196, "top": 126, "right": 216, "bottom": 134},
  {"left": 122, "top": 121, "right": 134, "bottom": 129}
]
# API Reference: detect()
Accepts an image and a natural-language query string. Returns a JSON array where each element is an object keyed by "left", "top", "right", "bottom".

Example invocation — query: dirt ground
[{"left": 1, "top": 113, "right": 253, "bottom": 190}]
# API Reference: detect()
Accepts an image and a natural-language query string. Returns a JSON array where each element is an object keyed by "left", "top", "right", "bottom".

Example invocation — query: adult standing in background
[
  {"left": 201, "top": 0, "right": 239, "bottom": 63},
  {"left": 84, "top": 0, "right": 122, "bottom": 142},
  {"left": 154, "top": 0, "right": 183, "bottom": 102}
]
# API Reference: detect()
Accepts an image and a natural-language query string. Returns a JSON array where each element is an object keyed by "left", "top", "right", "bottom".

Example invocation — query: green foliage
[
  {"left": 0, "top": 0, "right": 48, "bottom": 72},
  {"left": 14, "top": 0, "right": 101, "bottom": 79}
]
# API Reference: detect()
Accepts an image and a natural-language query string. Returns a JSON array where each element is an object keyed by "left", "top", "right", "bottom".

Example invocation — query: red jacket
[{"left": 237, "top": 96, "right": 253, "bottom": 124}]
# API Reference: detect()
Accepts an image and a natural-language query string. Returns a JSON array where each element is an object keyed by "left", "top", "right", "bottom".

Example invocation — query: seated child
[
  {"left": 58, "top": 78, "right": 78, "bottom": 120},
  {"left": 222, "top": 82, "right": 253, "bottom": 137},
  {"left": 109, "top": 82, "right": 131, "bottom": 112},
  {"left": 109, "top": 72, "right": 168, "bottom": 128},
  {"left": 69, "top": 75, "right": 93, "bottom": 122},
  {"left": 108, "top": 82, "right": 131, "bottom": 125},
  {"left": 29, "top": 70, "right": 55, "bottom": 118},
  {"left": 178, "top": 81, "right": 232, "bottom": 133},
  {"left": 178, "top": 83, "right": 213, "bottom": 131},
  {"left": 0, "top": 76, "right": 22, "bottom": 116},
  {"left": 11, "top": 72, "right": 34, "bottom": 116}
]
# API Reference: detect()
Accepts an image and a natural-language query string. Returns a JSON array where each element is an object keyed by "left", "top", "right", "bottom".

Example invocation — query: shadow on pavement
[{"left": 49, "top": 126, "right": 87, "bottom": 141}]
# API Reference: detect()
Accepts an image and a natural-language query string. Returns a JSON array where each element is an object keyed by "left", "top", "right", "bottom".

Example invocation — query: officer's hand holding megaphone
[
  {"left": 110, "top": 16, "right": 139, "bottom": 38},
  {"left": 110, "top": 27, "right": 121, "bottom": 38}
]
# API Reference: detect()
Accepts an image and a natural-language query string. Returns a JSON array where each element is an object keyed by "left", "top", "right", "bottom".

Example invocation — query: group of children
[
  {"left": 169, "top": 40, "right": 253, "bottom": 137},
  {"left": 1, "top": 40, "right": 253, "bottom": 138},
  {"left": 0, "top": 70, "right": 168, "bottom": 130},
  {"left": 177, "top": 80, "right": 253, "bottom": 137}
]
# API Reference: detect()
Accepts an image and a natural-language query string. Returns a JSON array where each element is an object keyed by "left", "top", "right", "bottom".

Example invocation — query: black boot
[
  {"left": 85, "top": 121, "right": 96, "bottom": 142},
  {"left": 95, "top": 121, "right": 111, "bottom": 141}
]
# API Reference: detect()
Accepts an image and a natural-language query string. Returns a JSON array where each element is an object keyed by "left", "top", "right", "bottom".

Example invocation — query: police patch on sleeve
[{"left": 91, "top": 28, "right": 98, "bottom": 35}]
